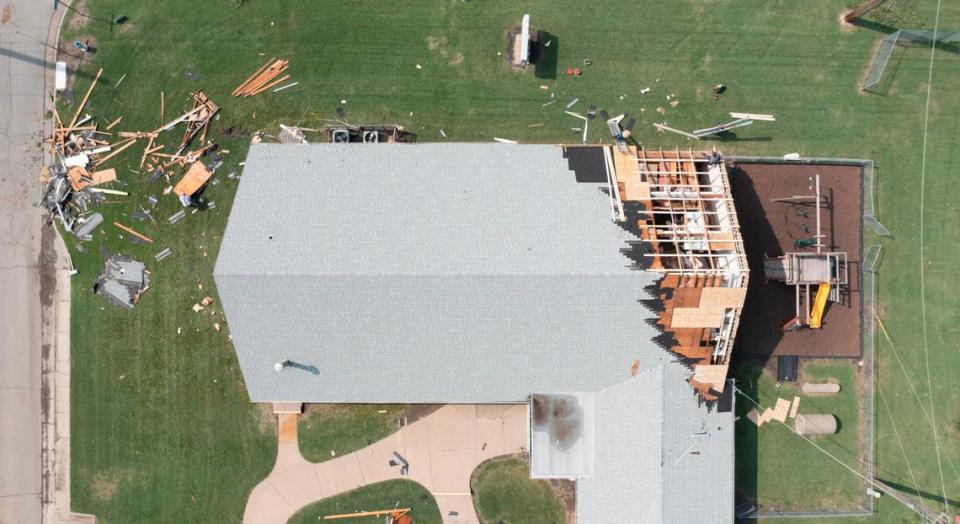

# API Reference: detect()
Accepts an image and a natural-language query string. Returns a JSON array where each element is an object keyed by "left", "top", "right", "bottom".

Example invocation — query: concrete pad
[
  {"left": 427, "top": 405, "right": 477, "bottom": 452},
  {"left": 354, "top": 432, "right": 404, "bottom": 485},
  {"left": 476, "top": 416, "right": 506, "bottom": 461},
  {"left": 501, "top": 408, "right": 528, "bottom": 454},
  {"left": 429, "top": 449, "right": 476, "bottom": 495},
  {"left": 400, "top": 416, "right": 434, "bottom": 456},
  {"left": 401, "top": 449, "right": 434, "bottom": 491},
  {"left": 272, "top": 443, "right": 310, "bottom": 475},
  {"left": 267, "top": 465, "right": 323, "bottom": 514},
  {"left": 476, "top": 404, "right": 512, "bottom": 419},
  {"left": 434, "top": 494, "right": 479, "bottom": 523},
  {"left": 273, "top": 403, "right": 302, "bottom": 414},
  {"left": 278, "top": 413, "right": 297, "bottom": 444},
  {"left": 315, "top": 455, "right": 365, "bottom": 496},
  {"left": 244, "top": 481, "right": 292, "bottom": 524}
]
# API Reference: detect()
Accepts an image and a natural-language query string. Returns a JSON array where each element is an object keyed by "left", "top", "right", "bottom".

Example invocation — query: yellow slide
[{"left": 809, "top": 283, "right": 831, "bottom": 329}]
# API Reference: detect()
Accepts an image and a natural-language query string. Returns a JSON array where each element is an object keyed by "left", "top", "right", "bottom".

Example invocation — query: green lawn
[
  {"left": 736, "top": 362, "right": 864, "bottom": 512},
  {"left": 298, "top": 405, "right": 409, "bottom": 463},
  {"left": 62, "top": 0, "right": 960, "bottom": 521},
  {"left": 287, "top": 480, "right": 441, "bottom": 524},
  {"left": 471, "top": 458, "right": 566, "bottom": 524}
]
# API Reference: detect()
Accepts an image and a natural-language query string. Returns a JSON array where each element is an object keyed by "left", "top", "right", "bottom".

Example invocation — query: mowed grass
[
  {"left": 287, "top": 480, "right": 442, "bottom": 524},
  {"left": 62, "top": 0, "right": 960, "bottom": 521},
  {"left": 297, "top": 404, "right": 407, "bottom": 463},
  {"left": 471, "top": 458, "right": 566, "bottom": 524},
  {"left": 736, "top": 362, "right": 863, "bottom": 511}
]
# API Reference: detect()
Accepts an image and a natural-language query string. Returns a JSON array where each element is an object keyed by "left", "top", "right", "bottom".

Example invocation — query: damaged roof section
[
  {"left": 95, "top": 255, "right": 150, "bottom": 309},
  {"left": 609, "top": 146, "right": 749, "bottom": 401}
]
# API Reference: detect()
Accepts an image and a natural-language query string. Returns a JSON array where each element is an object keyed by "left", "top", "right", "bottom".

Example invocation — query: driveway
[
  {"left": 0, "top": 1, "right": 55, "bottom": 522},
  {"left": 244, "top": 404, "right": 529, "bottom": 524}
]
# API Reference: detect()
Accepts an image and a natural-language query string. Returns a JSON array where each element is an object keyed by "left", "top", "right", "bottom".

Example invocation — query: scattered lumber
[
  {"left": 67, "top": 68, "right": 103, "bottom": 130},
  {"left": 113, "top": 221, "right": 153, "bottom": 243},
  {"left": 94, "top": 139, "right": 137, "bottom": 166},
  {"left": 232, "top": 58, "right": 291, "bottom": 97}
]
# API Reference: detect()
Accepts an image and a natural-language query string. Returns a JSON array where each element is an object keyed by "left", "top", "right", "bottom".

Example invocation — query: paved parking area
[{"left": 244, "top": 404, "right": 528, "bottom": 524}]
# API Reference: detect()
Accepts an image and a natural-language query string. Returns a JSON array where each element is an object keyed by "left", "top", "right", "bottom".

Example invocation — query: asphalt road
[{"left": 0, "top": 1, "right": 54, "bottom": 522}]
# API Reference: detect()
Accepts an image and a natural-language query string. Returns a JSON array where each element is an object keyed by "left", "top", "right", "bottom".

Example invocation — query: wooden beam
[
  {"left": 68, "top": 67, "right": 103, "bottom": 130},
  {"left": 113, "top": 221, "right": 153, "bottom": 243},
  {"left": 106, "top": 116, "right": 123, "bottom": 130},
  {"left": 248, "top": 74, "right": 290, "bottom": 96},
  {"left": 232, "top": 57, "right": 277, "bottom": 96},
  {"left": 323, "top": 508, "right": 410, "bottom": 520},
  {"left": 94, "top": 139, "right": 137, "bottom": 165}
]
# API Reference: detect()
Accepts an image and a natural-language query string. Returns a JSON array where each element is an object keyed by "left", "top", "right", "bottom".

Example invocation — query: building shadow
[
  {"left": 533, "top": 32, "right": 558, "bottom": 79},
  {"left": 734, "top": 367, "right": 760, "bottom": 517},
  {"left": 728, "top": 167, "right": 787, "bottom": 365}
]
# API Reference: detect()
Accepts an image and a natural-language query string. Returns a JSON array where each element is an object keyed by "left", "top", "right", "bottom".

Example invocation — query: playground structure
[{"left": 763, "top": 174, "right": 849, "bottom": 331}]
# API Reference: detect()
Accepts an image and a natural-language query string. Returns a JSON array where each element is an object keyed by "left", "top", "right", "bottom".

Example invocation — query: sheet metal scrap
[{"left": 94, "top": 254, "right": 150, "bottom": 309}]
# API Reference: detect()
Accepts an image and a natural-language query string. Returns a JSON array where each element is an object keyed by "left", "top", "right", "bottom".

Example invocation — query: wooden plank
[
  {"left": 247, "top": 73, "right": 290, "bottom": 96},
  {"left": 729, "top": 112, "right": 776, "bottom": 122},
  {"left": 232, "top": 57, "right": 277, "bottom": 96},
  {"left": 698, "top": 287, "right": 748, "bottom": 309},
  {"left": 94, "top": 139, "right": 137, "bottom": 166},
  {"left": 245, "top": 62, "right": 288, "bottom": 93},
  {"left": 173, "top": 161, "right": 212, "bottom": 197},
  {"left": 692, "top": 364, "right": 729, "bottom": 392},
  {"left": 139, "top": 136, "right": 155, "bottom": 170},
  {"left": 68, "top": 67, "right": 103, "bottom": 130},
  {"left": 670, "top": 307, "right": 725, "bottom": 328},
  {"left": 113, "top": 221, "right": 153, "bottom": 243},
  {"left": 90, "top": 168, "right": 117, "bottom": 185},
  {"left": 237, "top": 62, "right": 286, "bottom": 96},
  {"left": 323, "top": 509, "right": 410, "bottom": 520},
  {"left": 789, "top": 396, "right": 801, "bottom": 418},
  {"left": 106, "top": 116, "right": 123, "bottom": 130},
  {"left": 771, "top": 398, "right": 791, "bottom": 423}
]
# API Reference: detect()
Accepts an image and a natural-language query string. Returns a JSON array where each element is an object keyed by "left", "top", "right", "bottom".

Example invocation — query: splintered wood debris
[{"left": 42, "top": 66, "right": 226, "bottom": 249}]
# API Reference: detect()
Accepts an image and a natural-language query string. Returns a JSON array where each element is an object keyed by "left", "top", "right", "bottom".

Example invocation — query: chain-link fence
[{"left": 863, "top": 29, "right": 960, "bottom": 91}]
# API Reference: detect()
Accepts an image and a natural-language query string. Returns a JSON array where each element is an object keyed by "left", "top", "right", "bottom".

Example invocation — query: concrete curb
[{"left": 40, "top": 1, "right": 96, "bottom": 522}]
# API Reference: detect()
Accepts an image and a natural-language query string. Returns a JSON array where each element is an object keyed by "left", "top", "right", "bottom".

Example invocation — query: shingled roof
[{"left": 215, "top": 143, "right": 734, "bottom": 523}]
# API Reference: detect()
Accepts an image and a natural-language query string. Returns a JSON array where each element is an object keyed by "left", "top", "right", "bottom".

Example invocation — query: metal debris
[{"left": 94, "top": 255, "right": 150, "bottom": 309}]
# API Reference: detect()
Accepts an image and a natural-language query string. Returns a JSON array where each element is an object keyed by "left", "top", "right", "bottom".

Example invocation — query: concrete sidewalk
[{"left": 244, "top": 404, "right": 528, "bottom": 524}]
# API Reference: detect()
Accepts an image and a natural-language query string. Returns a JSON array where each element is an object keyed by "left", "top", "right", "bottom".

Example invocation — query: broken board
[{"left": 173, "top": 161, "right": 213, "bottom": 197}]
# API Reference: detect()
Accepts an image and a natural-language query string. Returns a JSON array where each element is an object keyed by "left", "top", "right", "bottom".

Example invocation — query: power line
[
  {"left": 732, "top": 385, "right": 947, "bottom": 523},
  {"left": 916, "top": 0, "right": 949, "bottom": 513}
]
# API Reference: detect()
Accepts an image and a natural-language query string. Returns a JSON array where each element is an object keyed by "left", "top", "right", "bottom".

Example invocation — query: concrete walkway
[
  {"left": 244, "top": 404, "right": 528, "bottom": 524},
  {"left": 0, "top": 0, "right": 55, "bottom": 522}
]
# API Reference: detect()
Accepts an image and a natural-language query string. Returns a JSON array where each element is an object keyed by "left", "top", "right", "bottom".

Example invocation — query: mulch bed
[{"left": 728, "top": 162, "right": 863, "bottom": 361}]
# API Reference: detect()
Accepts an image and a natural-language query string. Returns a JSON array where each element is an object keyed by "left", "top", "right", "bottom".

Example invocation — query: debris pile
[
  {"left": 94, "top": 255, "right": 150, "bottom": 309},
  {"left": 232, "top": 58, "right": 295, "bottom": 97},
  {"left": 41, "top": 67, "right": 224, "bottom": 233}
]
